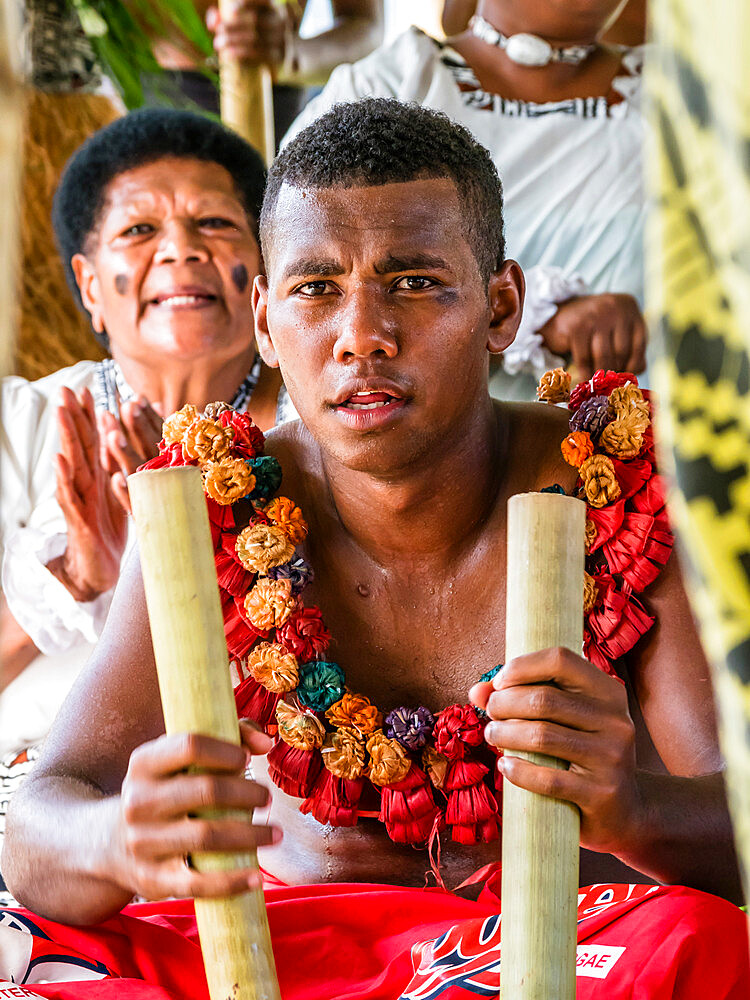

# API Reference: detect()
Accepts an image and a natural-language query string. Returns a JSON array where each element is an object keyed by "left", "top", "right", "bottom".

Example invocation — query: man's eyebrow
[
  {"left": 281, "top": 258, "right": 345, "bottom": 281},
  {"left": 374, "top": 252, "right": 450, "bottom": 274}
]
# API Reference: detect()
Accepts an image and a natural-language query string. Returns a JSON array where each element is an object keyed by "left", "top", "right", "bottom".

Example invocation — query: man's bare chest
[{"left": 304, "top": 535, "right": 508, "bottom": 713}]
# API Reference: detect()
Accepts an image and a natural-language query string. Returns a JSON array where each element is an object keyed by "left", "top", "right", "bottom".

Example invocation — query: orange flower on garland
[
  {"left": 322, "top": 728, "right": 367, "bottom": 779},
  {"left": 276, "top": 699, "right": 325, "bottom": 750},
  {"left": 265, "top": 496, "right": 308, "bottom": 546},
  {"left": 580, "top": 454, "right": 621, "bottom": 508},
  {"left": 162, "top": 404, "right": 198, "bottom": 445},
  {"left": 366, "top": 732, "right": 411, "bottom": 786},
  {"left": 561, "top": 430, "right": 594, "bottom": 468},
  {"left": 203, "top": 458, "right": 255, "bottom": 505},
  {"left": 244, "top": 578, "right": 296, "bottom": 630},
  {"left": 326, "top": 692, "right": 382, "bottom": 736},
  {"left": 584, "top": 517, "right": 598, "bottom": 553},
  {"left": 247, "top": 641, "right": 299, "bottom": 694},
  {"left": 537, "top": 367, "right": 571, "bottom": 403},
  {"left": 236, "top": 522, "right": 295, "bottom": 574},
  {"left": 183, "top": 417, "right": 234, "bottom": 463}
]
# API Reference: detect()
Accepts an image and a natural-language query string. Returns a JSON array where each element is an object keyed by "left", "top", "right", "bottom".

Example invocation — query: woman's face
[
  {"left": 72, "top": 156, "right": 262, "bottom": 367},
  {"left": 479, "top": 0, "right": 628, "bottom": 40}
]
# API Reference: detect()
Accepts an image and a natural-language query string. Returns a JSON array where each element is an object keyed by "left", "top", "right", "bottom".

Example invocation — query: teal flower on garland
[
  {"left": 248, "top": 455, "right": 283, "bottom": 502},
  {"left": 297, "top": 661, "right": 345, "bottom": 712}
]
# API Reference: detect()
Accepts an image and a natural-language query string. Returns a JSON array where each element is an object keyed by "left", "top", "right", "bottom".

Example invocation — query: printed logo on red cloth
[
  {"left": 401, "top": 914, "right": 502, "bottom": 998},
  {"left": 0, "top": 984, "right": 46, "bottom": 998},
  {"left": 576, "top": 944, "right": 626, "bottom": 979}
]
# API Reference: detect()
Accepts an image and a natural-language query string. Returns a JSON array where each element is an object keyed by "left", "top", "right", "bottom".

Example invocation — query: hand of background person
[
  {"left": 470, "top": 647, "right": 642, "bottom": 858},
  {"left": 98, "top": 396, "right": 162, "bottom": 514},
  {"left": 538, "top": 292, "right": 647, "bottom": 381},
  {"left": 46, "top": 387, "right": 128, "bottom": 603},
  {"left": 112, "top": 722, "right": 280, "bottom": 900},
  {"left": 206, "top": 0, "right": 288, "bottom": 68}
]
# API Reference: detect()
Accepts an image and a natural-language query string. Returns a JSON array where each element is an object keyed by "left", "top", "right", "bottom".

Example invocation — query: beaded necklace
[{"left": 141, "top": 368, "right": 672, "bottom": 848}]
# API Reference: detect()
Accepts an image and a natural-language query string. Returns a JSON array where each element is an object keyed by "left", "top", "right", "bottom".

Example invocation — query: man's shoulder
[
  {"left": 498, "top": 399, "right": 577, "bottom": 494},
  {"left": 264, "top": 419, "right": 321, "bottom": 497}
]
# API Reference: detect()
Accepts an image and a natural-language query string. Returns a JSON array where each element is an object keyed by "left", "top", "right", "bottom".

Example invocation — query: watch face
[{"left": 504, "top": 33, "right": 554, "bottom": 66}]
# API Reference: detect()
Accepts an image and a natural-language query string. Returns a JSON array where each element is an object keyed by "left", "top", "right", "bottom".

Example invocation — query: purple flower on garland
[
  {"left": 570, "top": 394, "right": 612, "bottom": 441},
  {"left": 268, "top": 556, "right": 314, "bottom": 595},
  {"left": 297, "top": 661, "right": 345, "bottom": 712},
  {"left": 385, "top": 706, "right": 435, "bottom": 751}
]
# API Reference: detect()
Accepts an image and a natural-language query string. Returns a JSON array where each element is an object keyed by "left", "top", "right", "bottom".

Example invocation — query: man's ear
[
  {"left": 252, "top": 275, "right": 280, "bottom": 368},
  {"left": 71, "top": 253, "right": 105, "bottom": 334},
  {"left": 487, "top": 260, "right": 525, "bottom": 355}
]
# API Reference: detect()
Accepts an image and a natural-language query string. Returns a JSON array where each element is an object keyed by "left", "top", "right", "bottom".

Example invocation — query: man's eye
[
  {"left": 122, "top": 223, "right": 154, "bottom": 237},
  {"left": 297, "top": 281, "right": 331, "bottom": 296},
  {"left": 393, "top": 276, "right": 435, "bottom": 291},
  {"left": 198, "top": 217, "right": 235, "bottom": 229}
]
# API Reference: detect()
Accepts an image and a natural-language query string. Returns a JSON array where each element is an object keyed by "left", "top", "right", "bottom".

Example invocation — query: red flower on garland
[
  {"left": 433, "top": 704, "right": 485, "bottom": 761},
  {"left": 569, "top": 371, "right": 638, "bottom": 412},
  {"left": 141, "top": 442, "right": 194, "bottom": 470},
  {"left": 276, "top": 605, "right": 331, "bottom": 660},
  {"left": 585, "top": 572, "right": 654, "bottom": 669},
  {"left": 219, "top": 410, "right": 265, "bottom": 459}
]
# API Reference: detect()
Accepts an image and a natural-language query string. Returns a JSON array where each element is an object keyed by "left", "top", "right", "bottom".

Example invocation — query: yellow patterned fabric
[{"left": 646, "top": 0, "right": 750, "bottom": 898}]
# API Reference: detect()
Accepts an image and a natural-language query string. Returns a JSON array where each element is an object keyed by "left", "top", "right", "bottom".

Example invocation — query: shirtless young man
[{"left": 0, "top": 99, "right": 745, "bottom": 996}]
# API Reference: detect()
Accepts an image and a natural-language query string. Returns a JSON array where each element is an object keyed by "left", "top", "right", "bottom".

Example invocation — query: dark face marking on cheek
[
  {"left": 231, "top": 263, "right": 249, "bottom": 293},
  {"left": 114, "top": 274, "right": 129, "bottom": 295}
]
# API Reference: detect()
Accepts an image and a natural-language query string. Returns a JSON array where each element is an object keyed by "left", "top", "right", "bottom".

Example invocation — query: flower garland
[{"left": 141, "top": 368, "right": 672, "bottom": 849}]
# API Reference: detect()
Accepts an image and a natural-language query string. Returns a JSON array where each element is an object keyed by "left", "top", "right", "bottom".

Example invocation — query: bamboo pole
[
  {"left": 500, "top": 492, "right": 585, "bottom": 1000},
  {"left": 0, "top": 0, "right": 22, "bottom": 380},
  {"left": 218, "top": 0, "right": 274, "bottom": 165},
  {"left": 128, "top": 466, "right": 280, "bottom": 1000}
]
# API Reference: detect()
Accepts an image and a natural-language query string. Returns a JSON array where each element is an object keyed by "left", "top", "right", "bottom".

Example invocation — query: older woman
[{"left": 0, "top": 109, "right": 293, "bottom": 765}]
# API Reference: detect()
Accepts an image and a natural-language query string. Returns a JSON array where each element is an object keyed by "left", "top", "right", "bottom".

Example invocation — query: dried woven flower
[
  {"left": 264, "top": 496, "right": 308, "bottom": 546},
  {"left": 326, "top": 692, "right": 382, "bottom": 736},
  {"left": 248, "top": 455, "right": 283, "bottom": 502},
  {"left": 162, "top": 404, "right": 199, "bottom": 445},
  {"left": 276, "top": 699, "right": 325, "bottom": 750},
  {"left": 580, "top": 454, "right": 621, "bottom": 508},
  {"left": 236, "top": 522, "right": 295, "bottom": 574},
  {"left": 183, "top": 417, "right": 234, "bottom": 463},
  {"left": 366, "top": 732, "right": 411, "bottom": 786},
  {"left": 243, "top": 578, "right": 296, "bottom": 630},
  {"left": 584, "top": 518, "right": 597, "bottom": 553},
  {"left": 203, "top": 458, "right": 255, "bottom": 505},
  {"left": 203, "top": 401, "right": 233, "bottom": 421},
  {"left": 267, "top": 556, "right": 314, "bottom": 594},
  {"left": 600, "top": 416, "right": 643, "bottom": 460},
  {"left": 537, "top": 367, "right": 571, "bottom": 403},
  {"left": 609, "top": 384, "right": 650, "bottom": 426},
  {"left": 322, "top": 728, "right": 367, "bottom": 779},
  {"left": 297, "top": 660, "right": 345, "bottom": 711},
  {"left": 583, "top": 572, "right": 599, "bottom": 615},
  {"left": 570, "top": 395, "right": 612, "bottom": 440},
  {"left": 385, "top": 706, "right": 435, "bottom": 751},
  {"left": 247, "top": 641, "right": 299, "bottom": 693},
  {"left": 422, "top": 746, "right": 449, "bottom": 789},
  {"left": 561, "top": 431, "right": 594, "bottom": 468}
]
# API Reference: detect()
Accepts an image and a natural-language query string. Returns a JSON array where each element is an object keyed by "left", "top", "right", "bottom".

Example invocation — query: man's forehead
[{"left": 268, "top": 177, "right": 466, "bottom": 266}]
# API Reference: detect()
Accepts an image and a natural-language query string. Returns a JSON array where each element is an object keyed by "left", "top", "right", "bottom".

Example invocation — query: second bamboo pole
[
  {"left": 129, "top": 466, "right": 280, "bottom": 1000},
  {"left": 500, "top": 491, "right": 584, "bottom": 1000}
]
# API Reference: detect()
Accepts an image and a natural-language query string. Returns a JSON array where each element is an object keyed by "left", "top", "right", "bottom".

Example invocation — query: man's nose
[
  {"left": 153, "top": 220, "right": 210, "bottom": 265},
  {"left": 332, "top": 290, "right": 398, "bottom": 362}
]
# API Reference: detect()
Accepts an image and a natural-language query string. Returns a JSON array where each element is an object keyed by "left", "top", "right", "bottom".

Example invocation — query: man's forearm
[
  {"left": 280, "top": 15, "right": 383, "bottom": 86},
  {"left": 2, "top": 774, "right": 133, "bottom": 924},
  {"left": 614, "top": 770, "right": 743, "bottom": 903}
]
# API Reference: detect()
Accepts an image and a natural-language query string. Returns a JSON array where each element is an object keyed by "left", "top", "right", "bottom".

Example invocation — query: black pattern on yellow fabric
[{"left": 646, "top": 0, "right": 750, "bottom": 898}]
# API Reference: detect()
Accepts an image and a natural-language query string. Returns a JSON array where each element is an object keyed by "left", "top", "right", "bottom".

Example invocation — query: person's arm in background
[
  {"left": 209, "top": 0, "right": 384, "bottom": 88},
  {"left": 441, "top": 0, "right": 476, "bottom": 37}
]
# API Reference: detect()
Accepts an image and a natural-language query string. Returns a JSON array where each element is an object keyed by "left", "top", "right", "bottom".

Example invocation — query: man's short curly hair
[
  {"left": 260, "top": 98, "right": 505, "bottom": 284},
  {"left": 53, "top": 108, "right": 266, "bottom": 314}
]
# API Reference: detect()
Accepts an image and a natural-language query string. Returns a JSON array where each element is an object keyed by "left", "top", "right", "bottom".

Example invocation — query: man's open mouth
[{"left": 340, "top": 391, "right": 402, "bottom": 410}]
